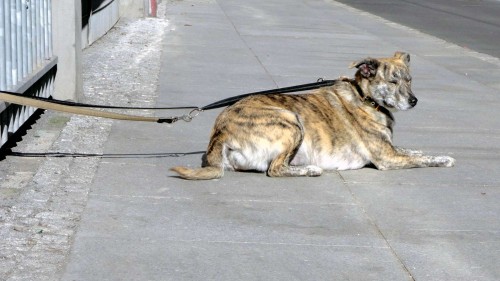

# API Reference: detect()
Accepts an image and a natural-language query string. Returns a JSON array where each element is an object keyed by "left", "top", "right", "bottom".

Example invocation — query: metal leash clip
[
  {"left": 181, "top": 108, "right": 203, "bottom": 122},
  {"left": 160, "top": 108, "right": 203, "bottom": 124}
]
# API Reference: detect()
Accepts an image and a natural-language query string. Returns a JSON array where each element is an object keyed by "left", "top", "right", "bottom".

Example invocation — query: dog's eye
[{"left": 389, "top": 80, "right": 398, "bottom": 84}]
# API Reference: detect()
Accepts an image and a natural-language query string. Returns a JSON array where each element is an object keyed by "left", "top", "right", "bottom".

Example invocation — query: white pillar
[{"left": 51, "top": 0, "right": 82, "bottom": 101}]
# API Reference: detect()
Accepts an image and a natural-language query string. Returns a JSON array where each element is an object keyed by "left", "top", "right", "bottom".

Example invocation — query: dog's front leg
[
  {"left": 371, "top": 144, "right": 455, "bottom": 170},
  {"left": 394, "top": 146, "right": 423, "bottom": 156}
]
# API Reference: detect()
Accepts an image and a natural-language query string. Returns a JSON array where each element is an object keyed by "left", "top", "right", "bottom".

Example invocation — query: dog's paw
[
  {"left": 435, "top": 156, "right": 456, "bottom": 167},
  {"left": 306, "top": 165, "right": 323, "bottom": 176}
]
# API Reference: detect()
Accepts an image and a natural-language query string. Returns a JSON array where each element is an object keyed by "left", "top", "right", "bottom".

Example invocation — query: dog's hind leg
[
  {"left": 266, "top": 114, "right": 322, "bottom": 177},
  {"left": 268, "top": 158, "right": 323, "bottom": 177}
]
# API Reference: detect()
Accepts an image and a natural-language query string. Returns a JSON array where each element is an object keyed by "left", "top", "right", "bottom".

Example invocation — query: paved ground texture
[{"left": 2, "top": 0, "right": 500, "bottom": 280}]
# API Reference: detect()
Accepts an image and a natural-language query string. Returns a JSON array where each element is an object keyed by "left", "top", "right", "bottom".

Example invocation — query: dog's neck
[
  {"left": 348, "top": 78, "right": 395, "bottom": 126},
  {"left": 351, "top": 77, "right": 375, "bottom": 104}
]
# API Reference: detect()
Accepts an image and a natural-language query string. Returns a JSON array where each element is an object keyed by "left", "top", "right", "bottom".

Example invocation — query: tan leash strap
[
  {"left": 2, "top": 78, "right": 339, "bottom": 124},
  {"left": 0, "top": 91, "right": 165, "bottom": 123}
]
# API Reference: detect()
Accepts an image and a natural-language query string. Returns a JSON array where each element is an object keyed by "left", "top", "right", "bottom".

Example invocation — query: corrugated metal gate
[
  {"left": 1, "top": 0, "right": 155, "bottom": 149},
  {"left": 0, "top": 0, "right": 57, "bottom": 148}
]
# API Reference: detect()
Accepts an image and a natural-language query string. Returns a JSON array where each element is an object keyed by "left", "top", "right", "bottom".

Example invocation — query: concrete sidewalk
[
  {"left": 60, "top": 0, "right": 500, "bottom": 280},
  {"left": 3, "top": 0, "right": 500, "bottom": 280}
]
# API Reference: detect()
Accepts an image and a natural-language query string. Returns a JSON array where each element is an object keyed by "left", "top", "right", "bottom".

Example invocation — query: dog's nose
[{"left": 409, "top": 96, "right": 418, "bottom": 107}]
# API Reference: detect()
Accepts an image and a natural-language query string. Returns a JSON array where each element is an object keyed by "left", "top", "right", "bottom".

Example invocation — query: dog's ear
[
  {"left": 394, "top": 51, "right": 410, "bottom": 67},
  {"left": 350, "top": 58, "right": 380, "bottom": 78}
]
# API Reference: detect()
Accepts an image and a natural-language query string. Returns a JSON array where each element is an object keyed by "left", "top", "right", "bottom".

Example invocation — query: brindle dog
[{"left": 171, "top": 52, "right": 455, "bottom": 180}]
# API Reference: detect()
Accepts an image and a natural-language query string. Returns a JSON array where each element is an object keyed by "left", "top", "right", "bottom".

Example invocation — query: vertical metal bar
[
  {"left": 21, "top": 0, "right": 28, "bottom": 79},
  {"left": 16, "top": 0, "right": 22, "bottom": 83},
  {"left": 35, "top": 0, "right": 41, "bottom": 67},
  {"left": 37, "top": 0, "right": 41, "bottom": 62},
  {"left": 10, "top": 0, "right": 18, "bottom": 85},
  {"left": 31, "top": 0, "right": 36, "bottom": 69},
  {"left": 0, "top": 1, "right": 6, "bottom": 89},
  {"left": 40, "top": 0, "right": 45, "bottom": 61},
  {"left": 38, "top": 0, "right": 43, "bottom": 64},
  {"left": 47, "top": 0, "right": 52, "bottom": 57},
  {"left": 5, "top": 0, "right": 12, "bottom": 88},
  {"left": 26, "top": 0, "right": 33, "bottom": 74},
  {"left": 44, "top": 0, "right": 49, "bottom": 59}
]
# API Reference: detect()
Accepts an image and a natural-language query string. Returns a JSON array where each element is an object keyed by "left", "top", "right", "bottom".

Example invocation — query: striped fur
[{"left": 171, "top": 52, "right": 455, "bottom": 180}]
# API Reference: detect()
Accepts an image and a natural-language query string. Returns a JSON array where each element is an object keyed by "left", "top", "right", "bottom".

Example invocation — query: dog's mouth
[
  {"left": 383, "top": 101, "right": 395, "bottom": 109},
  {"left": 393, "top": 101, "right": 415, "bottom": 111},
  {"left": 370, "top": 93, "right": 415, "bottom": 111},
  {"left": 380, "top": 97, "right": 397, "bottom": 110},
  {"left": 382, "top": 97, "right": 416, "bottom": 111}
]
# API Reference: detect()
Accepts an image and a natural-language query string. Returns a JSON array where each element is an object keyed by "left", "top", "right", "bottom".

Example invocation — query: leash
[
  {"left": 0, "top": 79, "right": 338, "bottom": 124},
  {"left": 200, "top": 78, "right": 337, "bottom": 110},
  {"left": 0, "top": 91, "right": 178, "bottom": 123}
]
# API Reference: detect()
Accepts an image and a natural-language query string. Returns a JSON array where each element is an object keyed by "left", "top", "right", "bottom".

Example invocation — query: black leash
[
  {"left": 201, "top": 78, "right": 338, "bottom": 110},
  {"left": 1, "top": 79, "right": 339, "bottom": 124},
  {"left": 160, "top": 78, "right": 339, "bottom": 123}
]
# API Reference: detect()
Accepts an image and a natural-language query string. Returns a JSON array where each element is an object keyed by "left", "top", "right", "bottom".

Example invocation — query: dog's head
[{"left": 351, "top": 52, "right": 417, "bottom": 111}]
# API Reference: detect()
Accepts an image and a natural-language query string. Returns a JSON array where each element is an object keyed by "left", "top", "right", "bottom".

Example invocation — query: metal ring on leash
[{"left": 180, "top": 108, "right": 203, "bottom": 122}]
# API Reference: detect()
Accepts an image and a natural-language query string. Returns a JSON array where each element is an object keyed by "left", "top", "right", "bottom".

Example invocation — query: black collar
[{"left": 349, "top": 80, "right": 394, "bottom": 121}]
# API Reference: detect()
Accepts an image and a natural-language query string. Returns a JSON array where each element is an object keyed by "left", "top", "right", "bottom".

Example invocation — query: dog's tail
[
  {"left": 170, "top": 166, "right": 224, "bottom": 180},
  {"left": 171, "top": 129, "right": 227, "bottom": 180}
]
